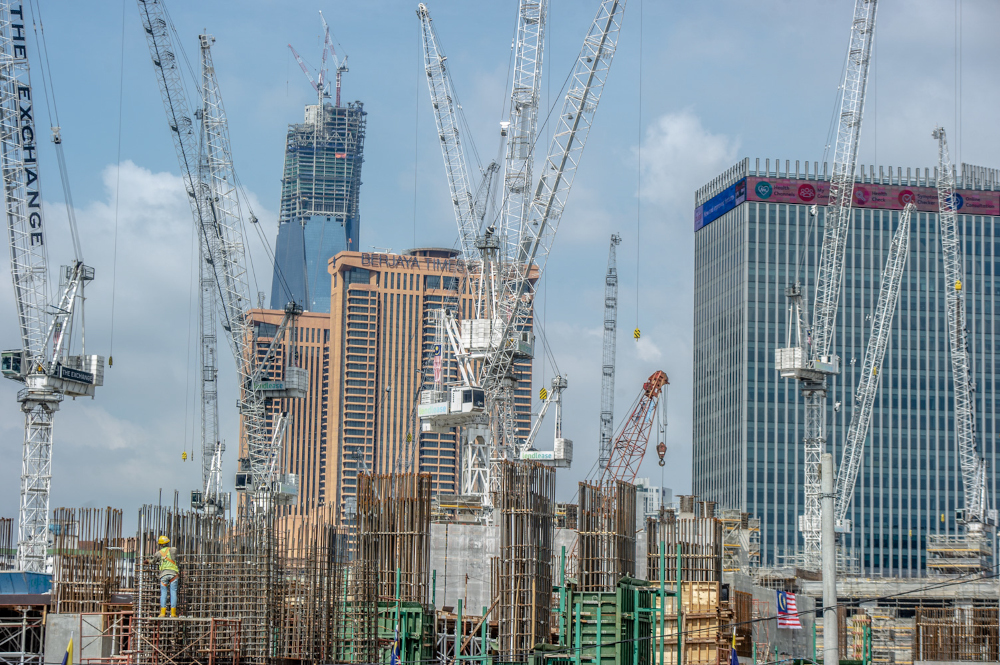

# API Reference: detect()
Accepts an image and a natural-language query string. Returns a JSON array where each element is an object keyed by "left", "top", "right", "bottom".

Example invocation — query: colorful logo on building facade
[
  {"left": 898, "top": 189, "right": 916, "bottom": 206},
  {"left": 854, "top": 187, "right": 870, "bottom": 205},
  {"left": 755, "top": 181, "right": 773, "bottom": 199},
  {"left": 797, "top": 184, "right": 816, "bottom": 202}
]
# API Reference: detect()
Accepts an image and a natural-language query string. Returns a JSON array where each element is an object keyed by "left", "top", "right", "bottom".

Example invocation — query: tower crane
[
  {"left": 933, "top": 126, "right": 990, "bottom": 534},
  {"left": 288, "top": 12, "right": 349, "bottom": 110},
  {"left": 598, "top": 233, "right": 622, "bottom": 472},
  {"left": 417, "top": 0, "right": 627, "bottom": 508},
  {"left": 833, "top": 203, "right": 914, "bottom": 529},
  {"left": 775, "top": 0, "right": 877, "bottom": 568},
  {"left": 136, "top": 0, "right": 306, "bottom": 515},
  {"left": 0, "top": 2, "right": 105, "bottom": 572},
  {"left": 477, "top": 0, "right": 627, "bottom": 501}
]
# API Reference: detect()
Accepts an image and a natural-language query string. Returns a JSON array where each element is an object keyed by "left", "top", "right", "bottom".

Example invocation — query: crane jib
[{"left": 9, "top": 6, "right": 43, "bottom": 247}]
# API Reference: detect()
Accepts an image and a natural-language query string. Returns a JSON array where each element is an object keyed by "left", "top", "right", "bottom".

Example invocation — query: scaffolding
[
  {"left": 719, "top": 509, "right": 759, "bottom": 575},
  {"left": 655, "top": 581, "right": 733, "bottom": 665},
  {"left": 926, "top": 533, "right": 993, "bottom": 576},
  {"left": 0, "top": 607, "right": 44, "bottom": 665},
  {"left": 491, "top": 460, "right": 555, "bottom": 658},
  {"left": 78, "top": 611, "right": 134, "bottom": 665},
  {"left": 556, "top": 502, "right": 578, "bottom": 530},
  {"left": 751, "top": 597, "right": 773, "bottom": 663},
  {"left": 134, "top": 504, "right": 268, "bottom": 665},
  {"left": 579, "top": 481, "right": 637, "bottom": 592}
]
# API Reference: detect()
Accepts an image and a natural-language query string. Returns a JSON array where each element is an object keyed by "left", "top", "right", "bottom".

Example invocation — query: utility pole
[{"left": 821, "top": 453, "right": 838, "bottom": 665}]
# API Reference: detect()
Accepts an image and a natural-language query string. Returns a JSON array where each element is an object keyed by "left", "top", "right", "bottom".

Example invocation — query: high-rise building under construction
[
  {"left": 693, "top": 158, "right": 1000, "bottom": 576},
  {"left": 270, "top": 101, "right": 367, "bottom": 313}
]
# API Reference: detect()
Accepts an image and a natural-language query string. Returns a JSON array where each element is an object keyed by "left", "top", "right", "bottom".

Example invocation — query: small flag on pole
[
  {"left": 729, "top": 629, "right": 739, "bottom": 665},
  {"left": 61, "top": 633, "right": 74, "bottom": 665},
  {"left": 390, "top": 623, "right": 401, "bottom": 665},
  {"left": 776, "top": 591, "right": 802, "bottom": 629}
]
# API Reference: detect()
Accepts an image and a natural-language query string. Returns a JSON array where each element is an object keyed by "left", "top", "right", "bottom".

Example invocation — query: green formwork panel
[
  {"left": 376, "top": 601, "right": 435, "bottom": 665},
  {"left": 617, "top": 581, "right": 653, "bottom": 665},
  {"left": 337, "top": 600, "right": 434, "bottom": 665},
  {"left": 550, "top": 579, "right": 654, "bottom": 665}
]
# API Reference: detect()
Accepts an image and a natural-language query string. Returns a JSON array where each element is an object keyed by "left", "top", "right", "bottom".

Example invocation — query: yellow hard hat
[{"left": 158, "top": 535, "right": 169, "bottom": 545}]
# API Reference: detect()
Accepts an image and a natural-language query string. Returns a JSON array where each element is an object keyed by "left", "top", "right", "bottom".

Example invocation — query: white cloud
[
  {"left": 638, "top": 110, "right": 740, "bottom": 210},
  {"left": 634, "top": 336, "right": 662, "bottom": 362}
]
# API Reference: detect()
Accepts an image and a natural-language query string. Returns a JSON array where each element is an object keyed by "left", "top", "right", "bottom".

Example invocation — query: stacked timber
[{"left": 654, "top": 581, "right": 736, "bottom": 665}]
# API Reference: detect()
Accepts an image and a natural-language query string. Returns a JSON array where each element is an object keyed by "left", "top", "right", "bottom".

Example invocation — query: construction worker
[{"left": 150, "top": 535, "right": 180, "bottom": 617}]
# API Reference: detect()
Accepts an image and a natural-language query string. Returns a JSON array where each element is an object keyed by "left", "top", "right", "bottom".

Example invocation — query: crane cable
[
  {"left": 109, "top": 0, "right": 127, "bottom": 367},
  {"left": 635, "top": 0, "right": 642, "bottom": 342}
]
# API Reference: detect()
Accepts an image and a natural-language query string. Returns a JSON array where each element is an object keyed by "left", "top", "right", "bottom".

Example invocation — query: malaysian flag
[{"left": 776, "top": 591, "right": 802, "bottom": 629}]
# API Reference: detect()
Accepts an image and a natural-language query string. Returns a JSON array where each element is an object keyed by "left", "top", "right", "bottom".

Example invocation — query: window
[
  {"left": 344, "top": 267, "right": 371, "bottom": 288},
  {"left": 255, "top": 322, "right": 278, "bottom": 338}
]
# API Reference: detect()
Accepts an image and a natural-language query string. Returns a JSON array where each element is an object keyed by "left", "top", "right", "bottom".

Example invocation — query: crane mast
[
  {"left": 598, "top": 233, "right": 621, "bottom": 472},
  {"left": 834, "top": 203, "right": 913, "bottom": 526},
  {"left": 198, "top": 238, "right": 222, "bottom": 509},
  {"left": 1, "top": 1, "right": 104, "bottom": 572},
  {"left": 776, "top": 0, "right": 876, "bottom": 568},
  {"left": 933, "top": 126, "right": 988, "bottom": 529}
]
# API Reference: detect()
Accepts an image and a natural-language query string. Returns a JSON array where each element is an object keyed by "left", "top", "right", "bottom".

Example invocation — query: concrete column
[{"left": 821, "top": 453, "right": 838, "bottom": 665}]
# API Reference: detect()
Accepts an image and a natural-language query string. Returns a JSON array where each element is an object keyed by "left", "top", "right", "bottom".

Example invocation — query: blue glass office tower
[
  {"left": 271, "top": 101, "right": 367, "bottom": 313},
  {"left": 692, "top": 158, "right": 1000, "bottom": 576}
]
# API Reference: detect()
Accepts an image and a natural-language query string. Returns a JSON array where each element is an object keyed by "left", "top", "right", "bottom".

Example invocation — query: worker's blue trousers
[{"left": 160, "top": 576, "right": 179, "bottom": 608}]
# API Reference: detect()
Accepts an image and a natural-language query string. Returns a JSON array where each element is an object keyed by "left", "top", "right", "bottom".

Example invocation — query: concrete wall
[
  {"left": 429, "top": 523, "right": 649, "bottom": 612},
  {"left": 44, "top": 613, "right": 116, "bottom": 665},
  {"left": 726, "top": 572, "right": 817, "bottom": 662},
  {"left": 430, "top": 523, "right": 498, "bottom": 612}
]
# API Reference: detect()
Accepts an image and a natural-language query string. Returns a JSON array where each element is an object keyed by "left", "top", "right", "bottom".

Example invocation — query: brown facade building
[
  {"left": 246, "top": 248, "right": 533, "bottom": 522},
  {"left": 246, "top": 310, "right": 331, "bottom": 515}
]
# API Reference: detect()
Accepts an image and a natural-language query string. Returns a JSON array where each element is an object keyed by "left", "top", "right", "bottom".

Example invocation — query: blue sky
[{"left": 1, "top": 0, "right": 998, "bottom": 519}]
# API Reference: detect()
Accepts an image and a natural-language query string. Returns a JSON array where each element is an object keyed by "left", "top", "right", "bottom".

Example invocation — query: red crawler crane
[{"left": 599, "top": 370, "right": 669, "bottom": 485}]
